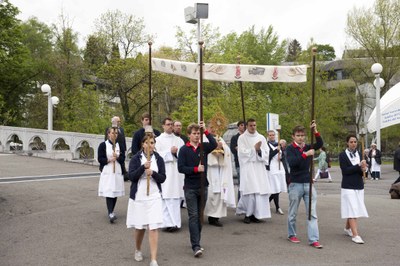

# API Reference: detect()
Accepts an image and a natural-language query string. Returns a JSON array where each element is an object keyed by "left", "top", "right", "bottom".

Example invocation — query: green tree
[
  {"left": 346, "top": 0, "right": 400, "bottom": 94},
  {"left": 0, "top": 0, "right": 32, "bottom": 125},
  {"left": 286, "top": 39, "right": 302, "bottom": 62}
]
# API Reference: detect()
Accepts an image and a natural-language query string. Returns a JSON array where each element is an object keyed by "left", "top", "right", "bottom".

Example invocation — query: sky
[{"left": 10, "top": 0, "right": 377, "bottom": 59}]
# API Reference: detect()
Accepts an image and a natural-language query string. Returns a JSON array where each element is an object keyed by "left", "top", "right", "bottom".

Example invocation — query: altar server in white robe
[
  {"left": 155, "top": 118, "right": 185, "bottom": 231},
  {"left": 98, "top": 127, "right": 125, "bottom": 223},
  {"left": 204, "top": 126, "right": 236, "bottom": 227},
  {"left": 236, "top": 118, "right": 272, "bottom": 224}
]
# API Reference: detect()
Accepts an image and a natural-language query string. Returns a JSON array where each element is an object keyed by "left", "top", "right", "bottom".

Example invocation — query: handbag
[{"left": 319, "top": 170, "right": 329, "bottom": 179}]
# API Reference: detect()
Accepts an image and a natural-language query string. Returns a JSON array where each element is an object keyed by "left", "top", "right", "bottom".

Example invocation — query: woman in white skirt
[
  {"left": 98, "top": 127, "right": 125, "bottom": 223},
  {"left": 339, "top": 134, "right": 369, "bottom": 244},
  {"left": 127, "top": 134, "right": 166, "bottom": 266}
]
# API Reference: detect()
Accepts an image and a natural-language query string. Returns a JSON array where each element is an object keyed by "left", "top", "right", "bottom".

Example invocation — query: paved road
[{"left": 1, "top": 154, "right": 399, "bottom": 266}]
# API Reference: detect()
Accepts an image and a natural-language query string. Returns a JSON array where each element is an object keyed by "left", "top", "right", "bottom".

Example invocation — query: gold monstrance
[{"left": 209, "top": 112, "right": 228, "bottom": 155}]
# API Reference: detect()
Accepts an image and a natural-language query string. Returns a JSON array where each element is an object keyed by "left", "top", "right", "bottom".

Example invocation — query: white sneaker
[
  {"left": 352, "top": 235, "right": 365, "bottom": 244},
  {"left": 344, "top": 228, "right": 352, "bottom": 237},
  {"left": 135, "top": 250, "right": 143, "bottom": 261},
  {"left": 277, "top": 208, "right": 284, "bottom": 215},
  {"left": 150, "top": 260, "right": 158, "bottom": 266}
]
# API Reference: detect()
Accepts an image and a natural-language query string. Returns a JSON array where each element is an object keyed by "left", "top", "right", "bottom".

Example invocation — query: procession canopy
[
  {"left": 152, "top": 58, "right": 307, "bottom": 83},
  {"left": 367, "top": 81, "right": 400, "bottom": 133}
]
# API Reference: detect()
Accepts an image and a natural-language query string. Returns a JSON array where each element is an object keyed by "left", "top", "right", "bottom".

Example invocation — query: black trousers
[
  {"left": 269, "top": 193, "right": 280, "bottom": 210},
  {"left": 106, "top": 197, "right": 117, "bottom": 214}
]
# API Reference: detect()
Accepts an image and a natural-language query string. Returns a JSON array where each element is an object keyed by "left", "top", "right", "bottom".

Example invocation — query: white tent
[{"left": 367, "top": 82, "right": 400, "bottom": 133}]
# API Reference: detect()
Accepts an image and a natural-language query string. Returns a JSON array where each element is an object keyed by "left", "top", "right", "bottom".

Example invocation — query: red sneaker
[
  {"left": 288, "top": 236, "right": 300, "bottom": 243},
  {"left": 310, "top": 241, "right": 323, "bottom": 249}
]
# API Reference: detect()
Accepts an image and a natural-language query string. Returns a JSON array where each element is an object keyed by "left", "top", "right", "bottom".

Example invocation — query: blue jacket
[
  {"left": 128, "top": 151, "right": 166, "bottom": 200},
  {"left": 177, "top": 132, "right": 217, "bottom": 190},
  {"left": 286, "top": 133, "right": 323, "bottom": 183},
  {"left": 339, "top": 150, "right": 364, "bottom": 190}
]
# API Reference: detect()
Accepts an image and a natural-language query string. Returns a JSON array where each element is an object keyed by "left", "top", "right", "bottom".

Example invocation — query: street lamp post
[
  {"left": 40, "top": 84, "right": 59, "bottom": 131},
  {"left": 185, "top": 3, "right": 208, "bottom": 122},
  {"left": 370, "top": 63, "right": 384, "bottom": 150}
]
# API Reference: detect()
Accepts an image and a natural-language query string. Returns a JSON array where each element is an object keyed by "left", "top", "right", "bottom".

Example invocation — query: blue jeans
[
  {"left": 287, "top": 182, "right": 319, "bottom": 244},
  {"left": 184, "top": 188, "right": 208, "bottom": 251}
]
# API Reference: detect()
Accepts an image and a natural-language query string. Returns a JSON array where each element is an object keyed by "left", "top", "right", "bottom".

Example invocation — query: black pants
[
  {"left": 269, "top": 193, "right": 280, "bottom": 210},
  {"left": 106, "top": 197, "right": 117, "bottom": 214}
]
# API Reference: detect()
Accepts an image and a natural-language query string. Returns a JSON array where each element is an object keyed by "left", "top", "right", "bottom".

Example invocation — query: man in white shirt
[
  {"left": 204, "top": 123, "right": 236, "bottom": 227},
  {"left": 155, "top": 117, "right": 185, "bottom": 232},
  {"left": 236, "top": 118, "right": 272, "bottom": 224}
]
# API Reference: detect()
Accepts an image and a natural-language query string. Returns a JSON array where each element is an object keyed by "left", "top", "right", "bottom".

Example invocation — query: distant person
[
  {"left": 131, "top": 113, "right": 161, "bottom": 156},
  {"left": 364, "top": 149, "right": 370, "bottom": 179},
  {"left": 286, "top": 121, "right": 323, "bottom": 249},
  {"left": 279, "top": 139, "right": 291, "bottom": 186},
  {"left": 368, "top": 143, "right": 382, "bottom": 180},
  {"left": 394, "top": 142, "right": 400, "bottom": 176},
  {"left": 229, "top": 121, "right": 246, "bottom": 200},
  {"left": 155, "top": 118, "right": 185, "bottom": 232},
  {"left": 126, "top": 134, "right": 166, "bottom": 266},
  {"left": 266, "top": 130, "right": 287, "bottom": 215},
  {"left": 98, "top": 127, "right": 125, "bottom": 223},
  {"left": 313, "top": 147, "right": 332, "bottom": 182},
  {"left": 173, "top": 120, "right": 189, "bottom": 144},
  {"left": 105, "top": 116, "right": 128, "bottom": 181},
  {"left": 339, "top": 134, "right": 368, "bottom": 244}
]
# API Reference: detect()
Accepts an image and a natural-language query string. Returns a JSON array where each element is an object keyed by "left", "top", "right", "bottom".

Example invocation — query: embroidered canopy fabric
[
  {"left": 151, "top": 58, "right": 307, "bottom": 83},
  {"left": 368, "top": 81, "right": 400, "bottom": 133}
]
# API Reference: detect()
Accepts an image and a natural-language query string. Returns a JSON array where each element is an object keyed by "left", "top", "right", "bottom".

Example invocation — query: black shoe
[
  {"left": 243, "top": 216, "right": 251, "bottom": 224},
  {"left": 123, "top": 173, "right": 129, "bottom": 181},
  {"left": 208, "top": 218, "right": 223, "bottom": 227},
  {"left": 250, "top": 215, "right": 260, "bottom": 223}
]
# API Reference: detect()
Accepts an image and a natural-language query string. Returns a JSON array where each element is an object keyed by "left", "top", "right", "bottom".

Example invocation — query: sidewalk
[{"left": 0, "top": 154, "right": 399, "bottom": 266}]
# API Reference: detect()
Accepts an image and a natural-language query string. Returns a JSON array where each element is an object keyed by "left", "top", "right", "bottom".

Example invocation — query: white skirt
[
  {"left": 235, "top": 193, "right": 271, "bottom": 219},
  {"left": 98, "top": 164, "right": 125, "bottom": 198},
  {"left": 341, "top": 189, "right": 369, "bottom": 218},
  {"left": 126, "top": 198, "right": 163, "bottom": 230},
  {"left": 268, "top": 172, "right": 288, "bottom": 193}
]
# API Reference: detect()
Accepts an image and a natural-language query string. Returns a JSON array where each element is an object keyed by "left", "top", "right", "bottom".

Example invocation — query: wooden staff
[
  {"left": 277, "top": 125, "right": 281, "bottom": 170},
  {"left": 111, "top": 121, "right": 118, "bottom": 173},
  {"left": 237, "top": 56, "right": 246, "bottom": 122},
  {"left": 308, "top": 47, "right": 317, "bottom": 221},
  {"left": 360, "top": 130, "right": 366, "bottom": 183},
  {"left": 148, "top": 41, "right": 152, "bottom": 122},
  {"left": 146, "top": 41, "right": 153, "bottom": 196},
  {"left": 145, "top": 133, "right": 151, "bottom": 196},
  {"left": 199, "top": 41, "right": 205, "bottom": 224}
]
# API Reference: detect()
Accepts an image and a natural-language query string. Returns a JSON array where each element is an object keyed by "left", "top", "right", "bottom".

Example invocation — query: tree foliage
[{"left": 346, "top": 0, "right": 400, "bottom": 94}]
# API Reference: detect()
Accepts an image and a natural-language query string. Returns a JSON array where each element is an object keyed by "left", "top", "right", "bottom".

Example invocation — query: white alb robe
[
  {"left": 267, "top": 142, "right": 288, "bottom": 194},
  {"left": 98, "top": 141, "right": 125, "bottom": 198},
  {"left": 235, "top": 130, "right": 272, "bottom": 219},
  {"left": 204, "top": 138, "right": 236, "bottom": 218},
  {"left": 155, "top": 132, "right": 185, "bottom": 228}
]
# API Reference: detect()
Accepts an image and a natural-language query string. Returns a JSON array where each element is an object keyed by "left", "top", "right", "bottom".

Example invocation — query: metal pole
[
  {"left": 199, "top": 40, "right": 205, "bottom": 224},
  {"left": 48, "top": 91, "right": 52, "bottom": 131},
  {"left": 308, "top": 47, "right": 317, "bottom": 221},
  {"left": 197, "top": 19, "right": 201, "bottom": 123},
  {"left": 375, "top": 74, "right": 381, "bottom": 150},
  {"left": 237, "top": 56, "right": 246, "bottom": 122},
  {"left": 148, "top": 41, "right": 152, "bottom": 125}
]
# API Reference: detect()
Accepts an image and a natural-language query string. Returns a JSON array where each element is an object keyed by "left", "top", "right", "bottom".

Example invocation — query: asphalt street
[{"left": 0, "top": 153, "right": 399, "bottom": 266}]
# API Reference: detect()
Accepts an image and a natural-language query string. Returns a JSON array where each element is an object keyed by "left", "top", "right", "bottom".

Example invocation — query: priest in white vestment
[
  {"left": 155, "top": 118, "right": 185, "bottom": 231},
  {"left": 204, "top": 129, "right": 236, "bottom": 227},
  {"left": 235, "top": 119, "right": 272, "bottom": 224}
]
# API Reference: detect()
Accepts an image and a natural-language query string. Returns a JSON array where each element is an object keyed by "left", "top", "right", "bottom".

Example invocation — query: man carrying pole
[{"left": 286, "top": 121, "right": 323, "bottom": 249}]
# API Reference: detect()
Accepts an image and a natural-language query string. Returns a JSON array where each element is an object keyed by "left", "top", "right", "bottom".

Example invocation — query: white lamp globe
[{"left": 371, "top": 63, "right": 383, "bottom": 74}]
